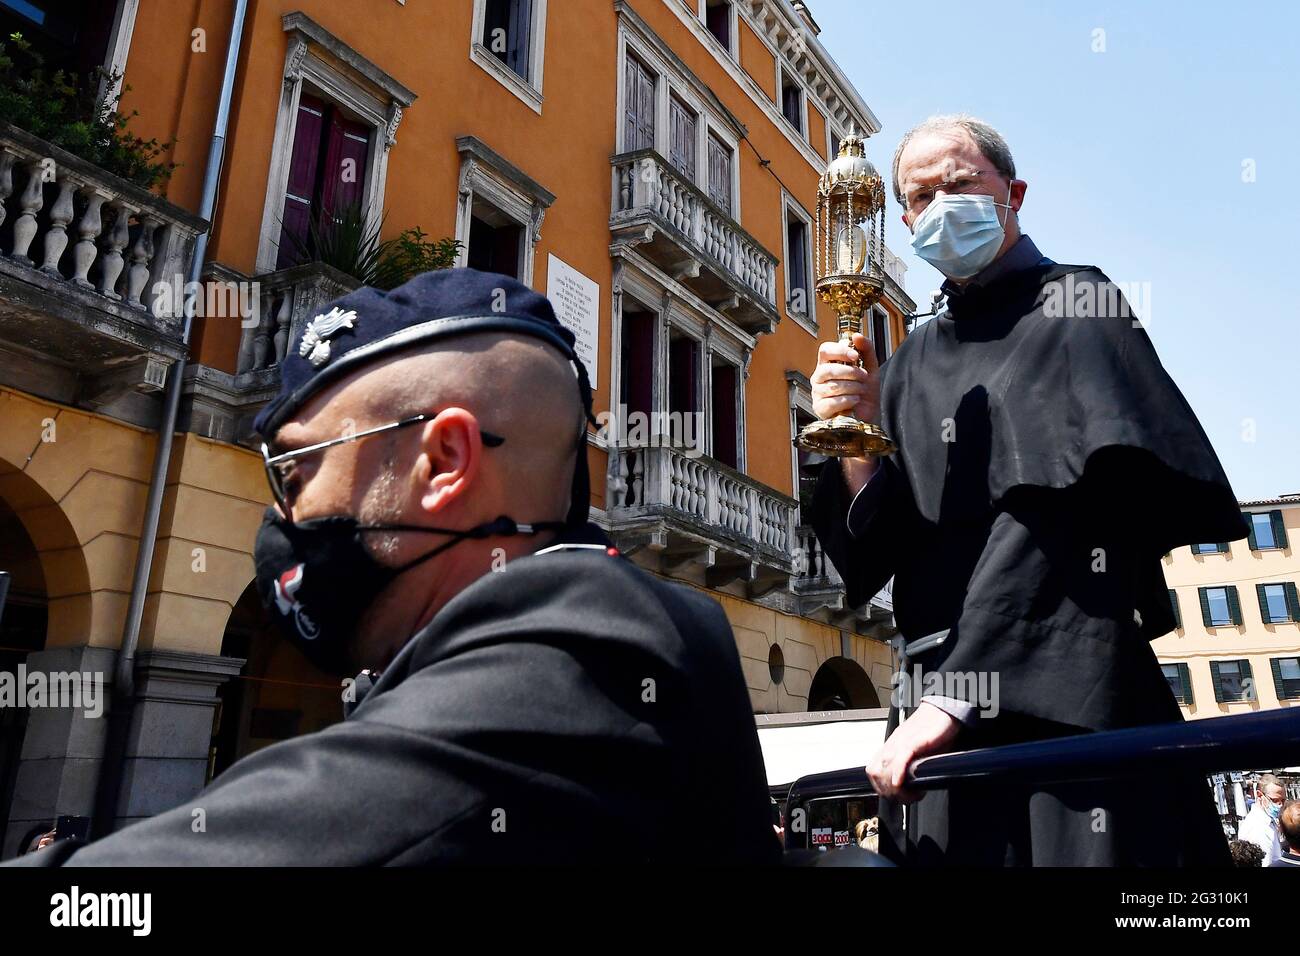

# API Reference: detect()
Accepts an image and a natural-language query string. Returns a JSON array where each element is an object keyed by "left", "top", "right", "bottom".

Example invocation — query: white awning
[{"left": 755, "top": 712, "right": 890, "bottom": 788}]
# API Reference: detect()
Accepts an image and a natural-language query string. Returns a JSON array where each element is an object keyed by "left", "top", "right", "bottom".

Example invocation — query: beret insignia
[{"left": 299, "top": 307, "right": 358, "bottom": 367}]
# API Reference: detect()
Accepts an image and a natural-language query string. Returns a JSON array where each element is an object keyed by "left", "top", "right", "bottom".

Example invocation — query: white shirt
[{"left": 1239, "top": 803, "right": 1282, "bottom": 866}]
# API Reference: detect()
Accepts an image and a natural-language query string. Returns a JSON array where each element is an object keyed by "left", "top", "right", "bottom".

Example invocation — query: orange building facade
[{"left": 0, "top": 0, "right": 914, "bottom": 851}]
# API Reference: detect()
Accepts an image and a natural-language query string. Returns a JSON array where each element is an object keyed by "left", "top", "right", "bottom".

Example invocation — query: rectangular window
[
  {"left": 483, "top": 0, "right": 533, "bottom": 79},
  {"left": 829, "top": 129, "right": 843, "bottom": 160},
  {"left": 1249, "top": 513, "right": 1277, "bottom": 549},
  {"left": 786, "top": 211, "right": 810, "bottom": 315},
  {"left": 466, "top": 201, "right": 523, "bottom": 279},
  {"left": 870, "top": 307, "right": 890, "bottom": 366},
  {"left": 1161, "top": 663, "right": 1193, "bottom": 705},
  {"left": 1272, "top": 657, "right": 1300, "bottom": 701},
  {"left": 669, "top": 96, "right": 697, "bottom": 178},
  {"left": 277, "top": 93, "right": 372, "bottom": 269},
  {"left": 1211, "top": 660, "right": 1254, "bottom": 703},
  {"left": 668, "top": 330, "right": 700, "bottom": 450},
  {"left": 707, "top": 133, "right": 733, "bottom": 213},
  {"left": 1257, "top": 582, "right": 1300, "bottom": 624},
  {"left": 1199, "top": 586, "right": 1240, "bottom": 627},
  {"left": 619, "top": 305, "right": 656, "bottom": 422},
  {"left": 780, "top": 70, "right": 803, "bottom": 132},
  {"left": 710, "top": 357, "right": 738, "bottom": 468},
  {"left": 1246, "top": 510, "right": 1289, "bottom": 550},
  {"left": 624, "top": 54, "right": 656, "bottom": 151},
  {"left": 705, "top": 0, "right": 732, "bottom": 51},
  {"left": 1193, "top": 542, "right": 1227, "bottom": 555}
]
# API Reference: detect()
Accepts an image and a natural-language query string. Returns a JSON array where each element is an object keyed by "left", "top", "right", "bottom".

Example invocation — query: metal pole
[{"left": 94, "top": 0, "right": 249, "bottom": 838}]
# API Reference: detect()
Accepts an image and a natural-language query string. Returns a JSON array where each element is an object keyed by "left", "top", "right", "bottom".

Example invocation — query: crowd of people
[{"left": 1231, "top": 775, "right": 1300, "bottom": 868}]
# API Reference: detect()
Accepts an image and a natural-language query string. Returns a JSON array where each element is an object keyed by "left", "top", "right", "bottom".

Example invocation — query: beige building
[{"left": 1154, "top": 495, "right": 1300, "bottom": 718}]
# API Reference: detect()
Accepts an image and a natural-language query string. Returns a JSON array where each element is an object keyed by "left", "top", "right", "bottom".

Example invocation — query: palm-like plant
[{"left": 285, "top": 200, "right": 461, "bottom": 290}]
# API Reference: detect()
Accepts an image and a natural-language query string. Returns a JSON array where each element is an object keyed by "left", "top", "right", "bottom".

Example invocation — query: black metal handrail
[{"left": 785, "top": 708, "right": 1300, "bottom": 808}]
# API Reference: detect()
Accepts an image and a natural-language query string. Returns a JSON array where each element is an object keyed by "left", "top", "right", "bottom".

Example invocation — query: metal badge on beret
[{"left": 299, "top": 307, "right": 359, "bottom": 367}]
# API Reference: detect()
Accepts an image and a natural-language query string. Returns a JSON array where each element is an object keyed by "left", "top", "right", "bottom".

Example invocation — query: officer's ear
[{"left": 415, "top": 407, "right": 483, "bottom": 515}]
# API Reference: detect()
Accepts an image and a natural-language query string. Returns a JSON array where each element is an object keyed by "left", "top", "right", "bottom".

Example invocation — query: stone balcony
[
  {"left": 610, "top": 149, "right": 779, "bottom": 335},
  {"left": 605, "top": 443, "right": 798, "bottom": 594},
  {"left": 0, "top": 123, "right": 207, "bottom": 411},
  {"left": 790, "top": 524, "right": 894, "bottom": 631},
  {"left": 182, "top": 261, "right": 359, "bottom": 445}
]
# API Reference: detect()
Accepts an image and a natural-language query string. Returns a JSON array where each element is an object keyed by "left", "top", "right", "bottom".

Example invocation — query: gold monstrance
[{"left": 795, "top": 129, "right": 896, "bottom": 458}]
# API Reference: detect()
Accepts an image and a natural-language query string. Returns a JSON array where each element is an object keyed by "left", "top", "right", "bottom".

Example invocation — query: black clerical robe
[{"left": 810, "top": 254, "right": 1244, "bottom": 866}]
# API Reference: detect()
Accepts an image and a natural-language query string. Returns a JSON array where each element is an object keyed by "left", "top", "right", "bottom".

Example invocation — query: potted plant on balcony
[
  {"left": 0, "top": 32, "right": 177, "bottom": 190},
  {"left": 284, "top": 200, "right": 461, "bottom": 290}
]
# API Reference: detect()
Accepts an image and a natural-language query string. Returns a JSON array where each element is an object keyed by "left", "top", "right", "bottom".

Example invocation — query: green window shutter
[
  {"left": 1246, "top": 514, "right": 1259, "bottom": 550},
  {"left": 1273, "top": 511, "right": 1290, "bottom": 550},
  {"left": 1257, "top": 583, "right": 1272, "bottom": 624},
  {"left": 1178, "top": 662, "right": 1193, "bottom": 705},
  {"left": 1198, "top": 588, "right": 1212, "bottom": 627},
  {"left": 1169, "top": 589, "right": 1181, "bottom": 629},
  {"left": 1285, "top": 582, "right": 1300, "bottom": 622},
  {"left": 1241, "top": 659, "right": 1255, "bottom": 700},
  {"left": 1227, "top": 586, "right": 1243, "bottom": 625},
  {"left": 1210, "top": 661, "right": 1225, "bottom": 703},
  {"left": 1218, "top": 542, "right": 1230, "bottom": 553},
  {"left": 1272, "top": 658, "right": 1286, "bottom": 700}
]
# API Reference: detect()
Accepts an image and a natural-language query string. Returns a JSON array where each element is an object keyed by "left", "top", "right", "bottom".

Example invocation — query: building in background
[
  {"left": 1155, "top": 494, "right": 1300, "bottom": 717},
  {"left": 0, "top": 0, "right": 914, "bottom": 852}
]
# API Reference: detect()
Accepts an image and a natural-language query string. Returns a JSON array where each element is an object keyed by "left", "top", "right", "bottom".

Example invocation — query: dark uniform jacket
[{"left": 12, "top": 526, "right": 780, "bottom": 866}]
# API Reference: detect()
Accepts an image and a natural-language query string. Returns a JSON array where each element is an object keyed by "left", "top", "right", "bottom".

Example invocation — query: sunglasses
[{"left": 261, "top": 414, "right": 505, "bottom": 522}]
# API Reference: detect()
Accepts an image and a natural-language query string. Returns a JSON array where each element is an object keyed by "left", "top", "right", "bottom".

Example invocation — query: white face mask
[{"left": 909, "top": 185, "right": 1014, "bottom": 280}]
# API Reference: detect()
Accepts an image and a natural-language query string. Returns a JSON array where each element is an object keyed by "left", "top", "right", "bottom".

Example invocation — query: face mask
[
  {"left": 253, "top": 508, "right": 567, "bottom": 676},
  {"left": 909, "top": 185, "right": 1014, "bottom": 280},
  {"left": 1266, "top": 800, "right": 1283, "bottom": 821}
]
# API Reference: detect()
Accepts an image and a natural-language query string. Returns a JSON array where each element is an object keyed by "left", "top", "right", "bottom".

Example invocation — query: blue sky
[{"left": 812, "top": 0, "right": 1298, "bottom": 501}]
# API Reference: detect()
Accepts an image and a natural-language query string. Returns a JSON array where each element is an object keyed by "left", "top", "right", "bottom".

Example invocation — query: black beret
[{"left": 253, "top": 267, "right": 592, "bottom": 439}]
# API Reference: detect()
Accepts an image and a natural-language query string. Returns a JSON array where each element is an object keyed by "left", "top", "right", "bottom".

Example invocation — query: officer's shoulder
[{"left": 495, "top": 540, "right": 724, "bottom": 621}]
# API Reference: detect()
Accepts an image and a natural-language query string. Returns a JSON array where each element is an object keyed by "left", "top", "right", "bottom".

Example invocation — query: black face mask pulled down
[{"left": 253, "top": 508, "right": 568, "bottom": 676}]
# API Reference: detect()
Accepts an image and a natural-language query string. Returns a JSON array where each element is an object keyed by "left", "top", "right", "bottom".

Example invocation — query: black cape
[
  {"left": 7, "top": 525, "right": 780, "bottom": 866},
  {"left": 811, "top": 262, "right": 1245, "bottom": 866}
]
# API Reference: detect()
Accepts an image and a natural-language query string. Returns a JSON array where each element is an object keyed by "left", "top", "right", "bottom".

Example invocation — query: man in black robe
[{"left": 809, "top": 115, "right": 1243, "bottom": 866}]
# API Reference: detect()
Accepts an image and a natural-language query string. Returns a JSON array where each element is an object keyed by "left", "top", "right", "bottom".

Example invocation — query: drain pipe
[{"left": 93, "top": 0, "right": 249, "bottom": 838}]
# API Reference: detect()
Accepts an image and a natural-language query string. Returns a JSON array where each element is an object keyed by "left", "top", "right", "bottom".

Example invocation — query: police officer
[{"left": 12, "top": 269, "right": 780, "bottom": 866}]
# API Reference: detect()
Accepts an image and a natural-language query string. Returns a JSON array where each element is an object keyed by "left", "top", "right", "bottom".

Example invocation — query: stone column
[
  {"left": 2, "top": 645, "right": 116, "bottom": 858},
  {"left": 107, "top": 649, "right": 243, "bottom": 834}
]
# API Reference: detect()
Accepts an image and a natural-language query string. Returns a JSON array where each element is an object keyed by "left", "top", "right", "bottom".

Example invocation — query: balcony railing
[
  {"left": 0, "top": 123, "right": 207, "bottom": 405},
  {"left": 610, "top": 149, "right": 779, "bottom": 335},
  {"left": 606, "top": 443, "right": 796, "bottom": 592},
  {"left": 234, "top": 261, "right": 360, "bottom": 381},
  {"left": 791, "top": 524, "right": 895, "bottom": 629},
  {"left": 182, "top": 261, "right": 359, "bottom": 446}
]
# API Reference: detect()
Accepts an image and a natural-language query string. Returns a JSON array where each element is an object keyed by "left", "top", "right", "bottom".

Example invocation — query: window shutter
[
  {"left": 508, "top": 0, "right": 533, "bottom": 79},
  {"left": 669, "top": 97, "right": 696, "bottom": 178},
  {"left": 1198, "top": 587, "right": 1212, "bottom": 628},
  {"left": 624, "top": 57, "right": 654, "bottom": 152},
  {"left": 319, "top": 113, "right": 371, "bottom": 218},
  {"left": 1273, "top": 658, "right": 1286, "bottom": 701},
  {"left": 1246, "top": 514, "right": 1258, "bottom": 550},
  {"left": 1241, "top": 659, "right": 1255, "bottom": 700},
  {"left": 1257, "top": 583, "right": 1272, "bottom": 624},
  {"left": 1169, "top": 589, "right": 1181, "bottom": 629},
  {"left": 1210, "top": 661, "right": 1225, "bottom": 703},
  {"left": 277, "top": 94, "right": 327, "bottom": 268},
  {"left": 1217, "top": 542, "right": 1229, "bottom": 554},
  {"left": 1285, "top": 582, "right": 1300, "bottom": 622},
  {"left": 1273, "top": 511, "right": 1290, "bottom": 550},
  {"left": 1177, "top": 662, "right": 1193, "bottom": 705},
  {"left": 1227, "top": 586, "right": 1243, "bottom": 625}
]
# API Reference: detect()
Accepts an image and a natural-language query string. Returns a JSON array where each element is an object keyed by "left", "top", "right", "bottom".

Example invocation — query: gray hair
[{"left": 891, "top": 114, "right": 1017, "bottom": 206}]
